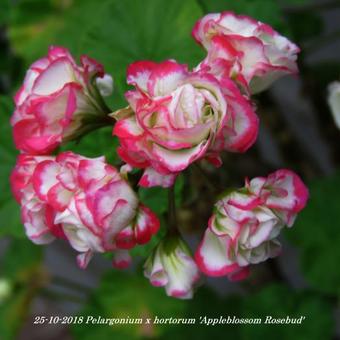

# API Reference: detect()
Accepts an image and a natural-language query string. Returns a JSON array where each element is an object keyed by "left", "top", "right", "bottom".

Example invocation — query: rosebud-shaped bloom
[
  {"left": 39, "top": 153, "right": 140, "bottom": 267},
  {"left": 327, "top": 81, "right": 340, "bottom": 129},
  {"left": 195, "top": 169, "right": 308, "bottom": 279},
  {"left": 11, "top": 46, "right": 113, "bottom": 154},
  {"left": 113, "top": 60, "right": 258, "bottom": 187},
  {"left": 192, "top": 12, "right": 299, "bottom": 94},
  {"left": 11, "top": 152, "right": 160, "bottom": 268},
  {"left": 10, "top": 154, "right": 65, "bottom": 244},
  {"left": 144, "top": 236, "right": 200, "bottom": 299}
]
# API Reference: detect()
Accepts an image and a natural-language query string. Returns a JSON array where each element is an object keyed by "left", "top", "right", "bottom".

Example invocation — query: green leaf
[
  {"left": 139, "top": 186, "right": 168, "bottom": 216},
  {"left": 78, "top": 0, "right": 204, "bottom": 109},
  {"left": 60, "top": 127, "right": 120, "bottom": 165},
  {"left": 0, "top": 96, "right": 24, "bottom": 238},
  {"left": 287, "top": 172, "right": 340, "bottom": 295},
  {"left": 138, "top": 174, "right": 185, "bottom": 216}
]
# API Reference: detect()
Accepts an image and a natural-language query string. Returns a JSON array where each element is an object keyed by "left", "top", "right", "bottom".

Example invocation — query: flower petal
[
  {"left": 32, "top": 160, "right": 60, "bottom": 201},
  {"left": 195, "top": 228, "right": 239, "bottom": 277},
  {"left": 112, "top": 249, "right": 131, "bottom": 269},
  {"left": 139, "top": 167, "right": 177, "bottom": 188},
  {"left": 127, "top": 61, "right": 157, "bottom": 92},
  {"left": 77, "top": 250, "right": 93, "bottom": 269},
  {"left": 147, "top": 60, "right": 188, "bottom": 96},
  {"left": 33, "top": 57, "right": 79, "bottom": 96}
]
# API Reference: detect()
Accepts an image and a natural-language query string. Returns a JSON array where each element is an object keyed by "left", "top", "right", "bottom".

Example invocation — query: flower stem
[
  {"left": 128, "top": 169, "right": 144, "bottom": 191},
  {"left": 167, "top": 184, "right": 179, "bottom": 236},
  {"left": 193, "top": 163, "right": 219, "bottom": 192},
  {"left": 101, "top": 113, "right": 116, "bottom": 125}
]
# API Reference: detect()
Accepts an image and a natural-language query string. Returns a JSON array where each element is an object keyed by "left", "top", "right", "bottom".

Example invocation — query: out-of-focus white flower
[{"left": 327, "top": 81, "right": 340, "bottom": 129}]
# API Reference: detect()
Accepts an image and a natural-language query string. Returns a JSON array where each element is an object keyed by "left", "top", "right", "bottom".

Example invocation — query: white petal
[{"left": 96, "top": 74, "right": 114, "bottom": 97}]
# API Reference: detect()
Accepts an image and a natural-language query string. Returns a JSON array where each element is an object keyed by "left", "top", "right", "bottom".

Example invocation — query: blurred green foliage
[
  {"left": 7, "top": 0, "right": 205, "bottom": 109},
  {"left": 71, "top": 270, "right": 187, "bottom": 339},
  {"left": 287, "top": 172, "right": 340, "bottom": 296},
  {"left": 0, "top": 96, "right": 24, "bottom": 238},
  {"left": 72, "top": 277, "right": 334, "bottom": 340},
  {"left": 0, "top": 239, "right": 43, "bottom": 338},
  {"left": 286, "top": 11, "right": 324, "bottom": 41},
  {"left": 240, "top": 284, "right": 334, "bottom": 340}
]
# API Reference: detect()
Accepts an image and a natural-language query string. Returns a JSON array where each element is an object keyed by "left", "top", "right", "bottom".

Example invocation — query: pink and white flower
[
  {"left": 195, "top": 169, "right": 308, "bottom": 279},
  {"left": 113, "top": 60, "right": 258, "bottom": 187},
  {"left": 192, "top": 12, "right": 300, "bottom": 94},
  {"left": 11, "top": 46, "right": 113, "bottom": 154},
  {"left": 38, "top": 153, "right": 139, "bottom": 267},
  {"left": 10, "top": 154, "right": 65, "bottom": 244},
  {"left": 11, "top": 152, "right": 161, "bottom": 268},
  {"left": 144, "top": 236, "right": 200, "bottom": 299}
]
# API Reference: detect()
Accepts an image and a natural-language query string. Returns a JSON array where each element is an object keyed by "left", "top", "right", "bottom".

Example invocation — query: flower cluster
[
  {"left": 112, "top": 12, "right": 299, "bottom": 187},
  {"left": 196, "top": 170, "right": 308, "bottom": 279},
  {"left": 10, "top": 152, "right": 159, "bottom": 268},
  {"left": 9, "top": 11, "right": 307, "bottom": 300}
]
